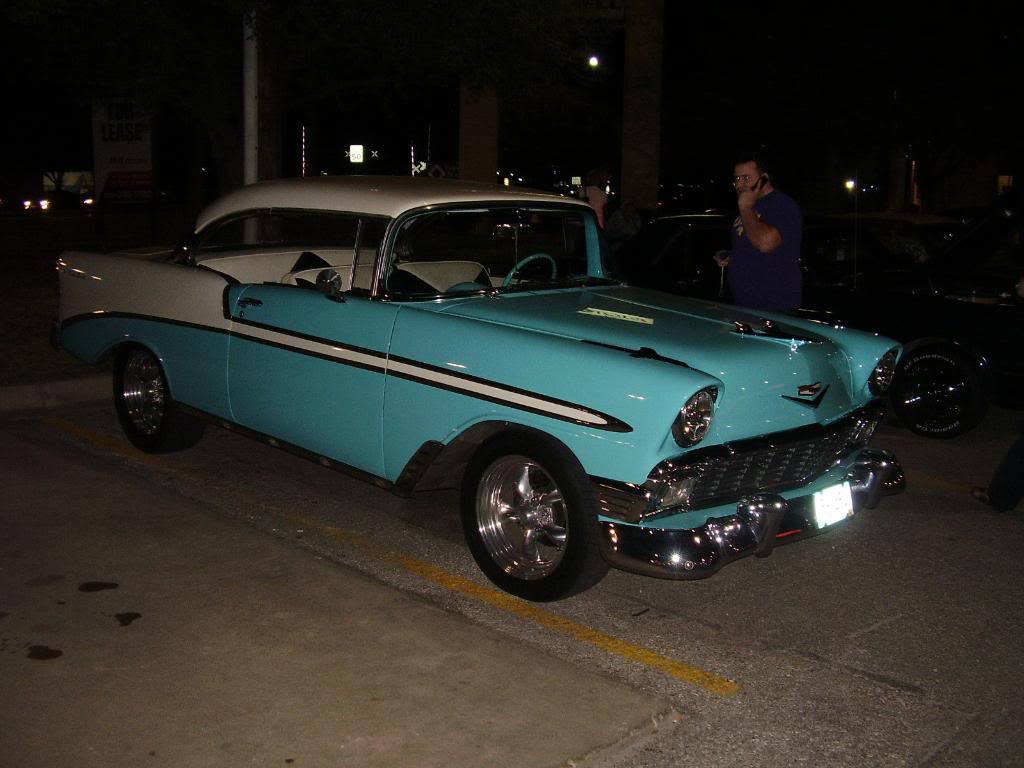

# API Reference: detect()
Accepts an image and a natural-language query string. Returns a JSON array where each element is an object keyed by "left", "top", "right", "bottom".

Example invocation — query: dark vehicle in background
[{"left": 616, "top": 194, "right": 1023, "bottom": 438}]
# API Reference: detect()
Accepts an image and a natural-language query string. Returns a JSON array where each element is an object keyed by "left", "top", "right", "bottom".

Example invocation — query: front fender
[{"left": 382, "top": 306, "right": 723, "bottom": 484}]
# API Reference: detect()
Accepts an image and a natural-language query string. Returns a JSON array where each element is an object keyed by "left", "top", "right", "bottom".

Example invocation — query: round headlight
[
  {"left": 868, "top": 348, "right": 899, "bottom": 395},
  {"left": 672, "top": 388, "right": 717, "bottom": 447}
]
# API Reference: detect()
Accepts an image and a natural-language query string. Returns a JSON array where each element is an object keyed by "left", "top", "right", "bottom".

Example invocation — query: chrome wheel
[
  {"left": 475, "top": 455, "right": 568, "bottom": 580},
  {"left": 121, "top": 349, "right": 166, "bottom": 436}
]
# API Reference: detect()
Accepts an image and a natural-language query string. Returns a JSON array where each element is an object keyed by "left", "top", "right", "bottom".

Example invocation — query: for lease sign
[{"left": 92, "top": 97, "right": 152, "bottom": 199}]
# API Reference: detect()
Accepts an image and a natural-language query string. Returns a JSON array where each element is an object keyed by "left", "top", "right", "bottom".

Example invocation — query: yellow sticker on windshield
[{"left": 578, "top": 307, "right": 654, "bottom": 325}]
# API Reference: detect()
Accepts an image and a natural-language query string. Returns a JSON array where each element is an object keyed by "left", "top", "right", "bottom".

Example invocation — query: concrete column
[
  {"left": 620, "top": 0, "right": 663, "bottom": 211},
  {"left": 243, "top": 13, "right": 258, "bottom": 186},
  {"left": 459, "top": 82, "right": 499, "bottom": 183}
]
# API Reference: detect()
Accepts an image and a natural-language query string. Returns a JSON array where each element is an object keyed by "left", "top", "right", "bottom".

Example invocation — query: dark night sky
[{"left": 1, "top": 6, "right": 1020, "bottom": 212}]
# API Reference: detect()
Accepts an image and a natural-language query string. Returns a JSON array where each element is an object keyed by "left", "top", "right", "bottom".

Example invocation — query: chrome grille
[{"left": 681, "top": 410, "right": 876, "bottom": 510}]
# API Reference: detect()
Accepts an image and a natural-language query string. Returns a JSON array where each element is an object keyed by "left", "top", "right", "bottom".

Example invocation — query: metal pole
[{"left": 852, "top": 173, "right": 859, "bottom": 290}]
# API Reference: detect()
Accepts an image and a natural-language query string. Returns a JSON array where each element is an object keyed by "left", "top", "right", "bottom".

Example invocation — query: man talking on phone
[{"left": 713, "top": 151, "right": 803, "bottom": 311}]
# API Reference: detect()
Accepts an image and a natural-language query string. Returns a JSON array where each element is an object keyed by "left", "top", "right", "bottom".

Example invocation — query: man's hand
[
  {"left": 713, "top": 250, "right": 730, "bottom": 267},
  {"left": 736, "top": 187, "right": 758, "bottom": 212}
]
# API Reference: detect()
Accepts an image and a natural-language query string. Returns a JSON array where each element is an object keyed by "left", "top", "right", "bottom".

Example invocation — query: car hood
[{"left": 439, "top": 286, "right": 877, "bottom": 429}]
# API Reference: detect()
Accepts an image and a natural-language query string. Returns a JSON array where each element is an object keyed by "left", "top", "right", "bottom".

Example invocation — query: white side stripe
[
  {"left": 386, "top": 360, "right": 609, "bottom": 427},
  {"left": 236, "top": 323, "right": 609, "bottom": 427},
  {"left": 237, "top": 324, "right": 388, "bottom": 371}
]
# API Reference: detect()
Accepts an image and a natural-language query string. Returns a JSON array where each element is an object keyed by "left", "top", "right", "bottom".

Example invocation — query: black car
[{"left": 616, "top": 196, "right": 1023, "bottom": 438}]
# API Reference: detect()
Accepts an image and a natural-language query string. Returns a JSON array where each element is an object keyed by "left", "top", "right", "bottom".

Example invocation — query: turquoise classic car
[{"left": 55, "top": 177, "right": 905, "bottom": 601}]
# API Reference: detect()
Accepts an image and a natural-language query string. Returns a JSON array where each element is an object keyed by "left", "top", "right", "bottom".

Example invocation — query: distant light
[
  {"left": 571, "top": 175, "right": 581, "bottom": 185},
  {"left": 23, "top": 200, "right": 31, "bottom": 209},
  {"left": 503, "top": 177, "right": 510, "bottom": 187},
  {"left": 82, "top": 197, "right": 95, "bottom": 206},
  {"left": 39, "top": 199, "right": 50, "bottom": 210},
  {"left": 844, "top": 179, "right": 856, "bottom": 190},
  {"left": 588, "top": 55, "right": 600, "bottom": 68}
]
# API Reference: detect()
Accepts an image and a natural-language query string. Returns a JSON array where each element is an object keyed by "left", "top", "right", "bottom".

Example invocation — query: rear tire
[
  {"left": 890, "top": 343, "right": 987, "bottom": 438},
  {"left": 460, "top": 432, "right": 609, "bottom": 601},
  {"left": 113, "top": 345, "right": 205, "bottom": 453}
]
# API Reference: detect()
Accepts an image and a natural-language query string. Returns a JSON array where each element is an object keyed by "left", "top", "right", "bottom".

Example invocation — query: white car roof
[{"left": 194, "top": 176, "right": 588, "bottom": 232}]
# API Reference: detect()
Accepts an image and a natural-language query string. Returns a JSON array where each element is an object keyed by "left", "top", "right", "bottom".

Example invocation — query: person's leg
[{"left": 986, "top": 433, "right": 1024, "bottom": 511}]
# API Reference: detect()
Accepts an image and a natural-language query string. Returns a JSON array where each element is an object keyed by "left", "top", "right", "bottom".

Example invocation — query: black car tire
[
  {"left": 113, "top": 345, "right": 205, "bottom": 453},
  {"left": 460, "top": 431, "right": 609, "bottom": 601},
  {"left": 890, "top": 342, "right": 987, "bottom": 438}
]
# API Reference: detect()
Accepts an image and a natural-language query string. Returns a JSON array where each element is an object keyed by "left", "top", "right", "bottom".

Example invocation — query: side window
[
  {"left": 197, "top": 211, "right": 361, "bottom": 255},
  {"left": 279, "top": 212, "right": 358, "bottom": 249},
  {"left": 196, "top": 213, "right": 285, "bottom": 254},
  {"left": 195, "top": 211, "right": 362, "bottom": 287}
]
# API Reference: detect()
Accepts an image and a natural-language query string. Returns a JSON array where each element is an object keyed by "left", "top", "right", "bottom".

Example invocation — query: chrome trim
[
  {"left": 597, "top": 448, "right": 905, "bottom": 580},
  {"left": 847, "top": 447, "right": 906, "bottom": 509},
  {"left": 594, "top": 402, "right": 887, "bottom": 523},
  {"left": 732, "top": 318, "right": 823, "bottom": 343}
]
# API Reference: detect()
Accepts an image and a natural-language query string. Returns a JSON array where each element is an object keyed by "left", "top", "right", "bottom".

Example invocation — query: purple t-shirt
[{"left": 727, "top": 190, "right": 803, "bottom": 311}]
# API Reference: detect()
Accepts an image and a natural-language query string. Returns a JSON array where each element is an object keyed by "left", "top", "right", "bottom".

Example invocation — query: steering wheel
[{"left": 502, "top": 252, "right": 558, "bottom": 287}]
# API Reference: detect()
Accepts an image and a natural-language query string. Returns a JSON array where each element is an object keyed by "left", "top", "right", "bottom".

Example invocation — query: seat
[{"left": 391, "top": 261, "right": 489, "bottom": 292}]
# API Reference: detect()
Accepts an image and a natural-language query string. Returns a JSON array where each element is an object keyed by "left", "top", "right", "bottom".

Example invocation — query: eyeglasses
[{"left": 731, "top": 174, "right": 755, "bottom": 183}]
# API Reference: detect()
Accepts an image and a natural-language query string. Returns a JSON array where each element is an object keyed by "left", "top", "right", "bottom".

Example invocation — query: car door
[
  {"left": 214, "top": 213, "right": 396, "bottom": 476},
  {"left": 226, "top": 284, "right": 398, "bottom": 476}
]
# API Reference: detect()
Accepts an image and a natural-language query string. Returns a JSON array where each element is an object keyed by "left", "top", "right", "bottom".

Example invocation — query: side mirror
[{"left": 315, "top": 269, "right": 346, "bottom": 302}]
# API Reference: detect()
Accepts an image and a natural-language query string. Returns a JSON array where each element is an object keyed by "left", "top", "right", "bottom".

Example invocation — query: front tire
[
  {"left": 460, "top": 432, "right": 609, "bottom": 601},
  {"left": 113, "top": 345, "right": 205, "bottom": 453},
  {"left": 890, "top": 343, "right": 987, "bottom": 438}
]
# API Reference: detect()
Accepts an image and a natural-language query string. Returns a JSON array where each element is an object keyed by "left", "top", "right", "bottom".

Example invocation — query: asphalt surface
[
  {"left": 3, "top": 374, "right": 1024, "bottom": 767},
  {"left": 1, "top": 376, "right": 672, "bottom": 768}
]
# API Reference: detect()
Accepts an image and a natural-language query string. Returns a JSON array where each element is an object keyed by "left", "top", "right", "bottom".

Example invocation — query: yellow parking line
[
  {"left": 307, "top": 519, "right": 740, "bottom": 697},
  {"left": 43, "top": 415, "right": 164, "bottom": 467},
  {"left": 45, "top": 416, "right": 741, "bottom": 697}
]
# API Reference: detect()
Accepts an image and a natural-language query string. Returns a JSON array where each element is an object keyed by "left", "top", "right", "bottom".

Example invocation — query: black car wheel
[
  {"left": 890, "top": 343, "right": 987, "bottom": 438},
  {"left": 460, "top": 432, "right": 609, "bottom": 601},
  {"left": 114, "top": 345, "right": 205, "bottom": 453}
]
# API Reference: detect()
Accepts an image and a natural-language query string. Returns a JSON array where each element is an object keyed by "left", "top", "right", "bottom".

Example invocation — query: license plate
[{"left": 812, "top": 482, "right": 854, "bottom": 529}]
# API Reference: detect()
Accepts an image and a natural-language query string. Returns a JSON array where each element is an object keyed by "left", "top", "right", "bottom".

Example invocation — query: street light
[
  {"left": 844, "top": 178, "right": 859, "bottom": 288},
  {"left": 588, "top": 55, "right": 600, "bottom": 68}
]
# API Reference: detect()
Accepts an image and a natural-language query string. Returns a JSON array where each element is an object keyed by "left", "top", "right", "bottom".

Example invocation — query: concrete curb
[{"left": 0, "top": 375, "right": 109, "bottom": 413}]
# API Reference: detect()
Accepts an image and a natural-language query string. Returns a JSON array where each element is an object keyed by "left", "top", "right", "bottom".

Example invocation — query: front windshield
[{"left": 384, "top": 206, "right": 614, "bottom": 297}]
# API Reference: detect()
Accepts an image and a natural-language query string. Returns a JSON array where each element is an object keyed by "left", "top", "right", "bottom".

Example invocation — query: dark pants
[{"left": 988, "top": 428, "right": 1024, "bottom": 512}]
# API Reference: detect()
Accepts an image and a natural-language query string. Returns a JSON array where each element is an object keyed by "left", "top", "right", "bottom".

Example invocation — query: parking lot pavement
[
  {"left": 0, "top": 427, "right": 673, "bottom": 768},
  {"left": 0, "top": 375, "right": 108, "bottom": 412}
]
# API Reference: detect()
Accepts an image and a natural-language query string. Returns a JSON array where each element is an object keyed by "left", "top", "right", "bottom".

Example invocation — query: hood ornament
[
  {"left": 732, "top": 318, "right": 822, "bottom": 343},
  {"left": 781, "top": 381, "right": 829, "bottom": 408}
]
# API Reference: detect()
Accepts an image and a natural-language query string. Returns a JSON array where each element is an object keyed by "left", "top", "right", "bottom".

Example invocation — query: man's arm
[{"left": 738, "top": 203, "right": 783, "bottom": 253}]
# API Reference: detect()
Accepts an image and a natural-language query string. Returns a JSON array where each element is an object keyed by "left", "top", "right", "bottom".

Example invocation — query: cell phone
[{"left": 753, "top": 174, "right": 768, "bottom": 191}]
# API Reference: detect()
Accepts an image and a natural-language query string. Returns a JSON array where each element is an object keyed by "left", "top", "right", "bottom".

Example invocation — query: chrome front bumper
[{"left": 597, "top": 448, "right": 905, "bottom": 580}]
